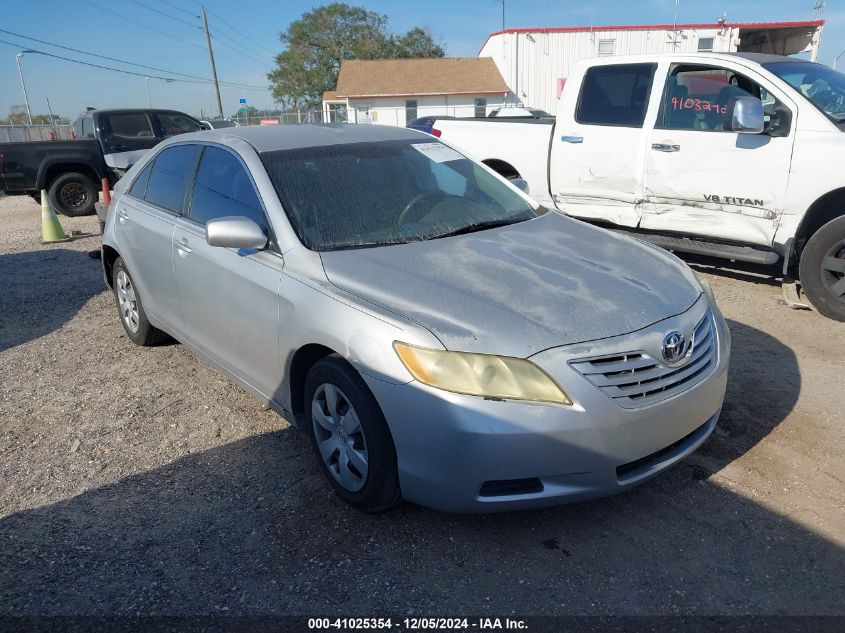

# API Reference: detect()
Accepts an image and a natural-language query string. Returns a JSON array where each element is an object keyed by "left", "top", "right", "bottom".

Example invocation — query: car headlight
[
  {"left": 393, "top": 342, "right": 572, "bottom": 405},
  {"left": 692, "top": 270, "right": 717, "bottom": 304}
]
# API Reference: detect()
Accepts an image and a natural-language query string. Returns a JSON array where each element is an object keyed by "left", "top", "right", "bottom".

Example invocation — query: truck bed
[
  {"left": 434, "top": 118, "right": 555, "bottom": 206},
  {"left": 0, "top": 139, "right": 102, "bottom": 193}
]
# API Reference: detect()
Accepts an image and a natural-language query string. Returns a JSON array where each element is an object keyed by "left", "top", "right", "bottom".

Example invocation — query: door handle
[
  {"left": 175, "top": 237, "right": 192, "bottom": 254},
  {"left": 110, "top": 144, "right": 128, "bottom": 151},
  {"left": 651, "top": 143, "right": 681, "bottom": 152},
  {"left": 561, "top": 135, "right": 583, "bottom": 144}
]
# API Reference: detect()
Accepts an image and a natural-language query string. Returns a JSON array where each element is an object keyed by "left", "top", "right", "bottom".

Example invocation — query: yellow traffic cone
[{"left": 41, "top": 190, "right": 69, "bottom": 244}]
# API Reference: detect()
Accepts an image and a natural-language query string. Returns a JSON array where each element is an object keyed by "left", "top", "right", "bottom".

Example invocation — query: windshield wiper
[{"left": 429, "top": 217, "right": 526, "bottom": 240}]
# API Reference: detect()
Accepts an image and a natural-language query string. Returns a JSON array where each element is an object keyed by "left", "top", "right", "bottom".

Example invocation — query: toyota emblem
[{"left": 662, "top": 331, "right": 688, "bottom": 363}]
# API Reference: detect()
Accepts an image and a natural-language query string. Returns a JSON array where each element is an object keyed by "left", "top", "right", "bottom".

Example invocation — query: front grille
[{"left": 570, "top": 310, "right": 717, "bottom": 409}]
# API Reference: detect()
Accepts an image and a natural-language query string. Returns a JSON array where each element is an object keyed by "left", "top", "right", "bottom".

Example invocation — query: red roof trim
[
  {"left": 479, "top": 20, "right": 824, "bottom": 53},
  {"left": 337, "top": 90, "right": 510, "bottom": 99}
]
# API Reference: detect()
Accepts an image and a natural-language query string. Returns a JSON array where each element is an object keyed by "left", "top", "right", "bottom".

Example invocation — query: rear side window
[
  {"left": 576, "top": 63, "right": 656, "bottom": 127},
  {"left": 144, "top": 144, "right": 201, "bottom": 213},
  {"left": 107, "top": 113, "right": 154, "bottom": 138},
  {"left": 157, "top": 113, "right": 202, "bottom": 138},
  {"left": 128, "top": 162, "right": 153, "bottom": 198},
  {"left": 188, "top": 146, "right": 265, "bottom": 227}
]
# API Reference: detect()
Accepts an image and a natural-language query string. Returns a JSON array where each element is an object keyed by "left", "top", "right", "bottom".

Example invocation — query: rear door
[
  {"left": 99, "top": 112, "right": 160, "bottom": 172},
  {"left": 172, "top": 144, "right": 283, "bottom": 397},
  {"left": 640, "top": 62, "right": 796, "bottom": 246},
  {"left": 550, "top": 62, "right": 658, "bottom": 227},
  {"left": 116, "top": 143, "right": 202, "bottom": 332}
]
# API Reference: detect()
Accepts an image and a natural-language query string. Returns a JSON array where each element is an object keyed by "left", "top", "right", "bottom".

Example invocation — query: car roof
[
  {"left": 185, "top": 123, "right": 429, "bottom": 152},
  {"left": 578, "top": 52, "right": 810, "bottom": 67}
]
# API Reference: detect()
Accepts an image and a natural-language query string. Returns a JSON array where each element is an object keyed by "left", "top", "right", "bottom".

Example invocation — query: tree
[{"left": 268, "top": 3, "right": 445, "bottom": 111}]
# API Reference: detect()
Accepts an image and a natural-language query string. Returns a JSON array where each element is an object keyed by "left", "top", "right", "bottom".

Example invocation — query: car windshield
[
  {"left": 764, "top": 61, "right": 845, "bottom": 123},
  {"left": 260, "top": 139, "right": 537, "bottom": 251}
]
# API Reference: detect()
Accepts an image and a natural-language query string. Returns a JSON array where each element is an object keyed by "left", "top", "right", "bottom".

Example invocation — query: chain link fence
[{"left": 0, "top": 124, "right": 75, "bottom": 143}]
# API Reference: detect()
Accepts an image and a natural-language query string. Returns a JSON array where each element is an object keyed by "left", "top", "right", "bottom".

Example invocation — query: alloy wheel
[
  {"left": 60, "top": 182, "right": 88, "bottom": 210},
  {"left": 116, "top": 270, "right": 140, "bottom": 334}
]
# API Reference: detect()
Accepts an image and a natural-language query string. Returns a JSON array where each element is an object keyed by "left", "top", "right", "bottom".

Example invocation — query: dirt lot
[{"left": 1, "top": 193, "right": 843, "bottom": 617}]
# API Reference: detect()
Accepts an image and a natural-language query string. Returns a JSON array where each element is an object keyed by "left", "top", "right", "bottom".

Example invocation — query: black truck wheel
[
  {"left": 799, "top": 215, "right": 845, "bottom": 322},
  {"left": 48, "top": 172, "right": 98, "bottom": 217}
]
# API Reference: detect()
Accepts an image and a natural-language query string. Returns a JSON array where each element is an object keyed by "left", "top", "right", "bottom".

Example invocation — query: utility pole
[
  {"left": 145, "top": 76, "right": 152, "bottom": 108},
  {"left": 201, "top": 5, "right": 224, "bottom": 119},
  {"left": 495, "top": 0, "right": 505, "bottom": 31},
  {"left": 15, "top": 52, "right": 33, "bottom": 126}
]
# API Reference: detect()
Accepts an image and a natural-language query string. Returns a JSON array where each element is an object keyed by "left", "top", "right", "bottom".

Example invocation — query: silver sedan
[{"left": 101, "top": 124, "right": 730, "bottom": 513}]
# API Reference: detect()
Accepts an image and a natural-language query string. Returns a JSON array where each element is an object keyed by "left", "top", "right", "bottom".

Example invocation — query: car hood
[{"left": 320, "top": 213, "right": 701, "bottom": 358}]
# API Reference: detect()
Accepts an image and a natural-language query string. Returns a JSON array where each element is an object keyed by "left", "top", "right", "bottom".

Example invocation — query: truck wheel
[
  {"left": 798, "top": 215, "right": 845, "bottom": 322},
  {"left": 48, "top": 172, "right": 97, "bottom": 217}
]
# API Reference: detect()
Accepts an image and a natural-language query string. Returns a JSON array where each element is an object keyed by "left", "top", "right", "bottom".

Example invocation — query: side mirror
[
  {"left": 510, "top": 178, "right": 530, "bottom": 194},
  {"left": 205, "top": 216, "right": 267, "bottom": 249},
  {"left": 727, "top": 96, "right": 764, "bottom": 134}
]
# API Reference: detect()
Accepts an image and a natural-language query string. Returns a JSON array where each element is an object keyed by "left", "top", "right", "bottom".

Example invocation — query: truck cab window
[
  {"left": 660, "top": 65, "right": 791, "bottom": 135},
  {"left": 107, "top": 113, "right": 154, "bottom": 138},
  {"left": 157, "top": 113, "right": 202, "bottom": 138},
  {"left": 576, "top": 63, "right": 656, "bottom": 127}
]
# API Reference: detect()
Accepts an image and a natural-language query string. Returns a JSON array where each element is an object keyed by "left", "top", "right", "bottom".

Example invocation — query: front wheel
[
  {"left": 304, "top": 355, "right": 401, "bottom": 513},
  {"left": 798, "top": 215, "right": 845, "bottom": 322}
]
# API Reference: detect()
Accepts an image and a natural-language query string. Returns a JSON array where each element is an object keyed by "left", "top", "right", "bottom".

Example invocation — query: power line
[
  {"left": 0, "top": 27, "right": 211, "bottom": 82},
  {"left": 129, "top": 0, "right": 199, "bottom": 29},
  {"left": 191, "top": 1, "right": 278, "bottom": 58},
  {"left": 80, "top": 0, "right": 207, "bottom": 52},
  {"left": 0, "top": 38, "right": 269, "bottom": 91},
  {"left": 160, "top": 0, "right": 198, "bottom": 18},
  {"left": 211, "top": 29, "right": 274, "bottom": 68},
  {"left": 205, "top": 7, "right": 278, "bottom": 58}
]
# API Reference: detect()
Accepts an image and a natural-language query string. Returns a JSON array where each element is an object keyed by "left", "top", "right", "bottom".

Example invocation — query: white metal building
[
  {"left": 323, "top": 57, "right": 512, "bottom": 126},
  {"left": 479, "top": 20, "right": 824, "bottom": 113}
]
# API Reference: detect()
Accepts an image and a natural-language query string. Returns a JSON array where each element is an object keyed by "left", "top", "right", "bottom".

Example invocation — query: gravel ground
[{"left": 0, "top": 194, "right": 843, "bottom": 617}]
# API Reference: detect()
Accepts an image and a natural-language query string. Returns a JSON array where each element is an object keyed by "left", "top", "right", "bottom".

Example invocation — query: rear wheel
[
  {"left": 112, "top": 257, "right": 169, "bottom": 345},
  {"left": 799, "top": 215, "right": 845, "bottom": 322},
  {"left": 48, "top": 172, "right": 97, "bottom": 216},
  {"left": 304, "top": 355, "right": 401, "bottom": 513}
]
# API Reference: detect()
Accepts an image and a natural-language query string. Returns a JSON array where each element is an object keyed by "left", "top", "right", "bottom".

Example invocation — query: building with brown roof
[{"left": 322, "top": 57, "right": 512, "bottom": 125}]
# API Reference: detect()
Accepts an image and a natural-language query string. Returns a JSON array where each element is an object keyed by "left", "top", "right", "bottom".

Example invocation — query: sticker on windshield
[{"left": 412, "top": 142, "right": 464, "bottom": 163}]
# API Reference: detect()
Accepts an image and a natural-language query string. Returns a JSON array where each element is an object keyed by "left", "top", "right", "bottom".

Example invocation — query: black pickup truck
[{"left": 0, "top": 108, "right": 202, "bottom": 216}]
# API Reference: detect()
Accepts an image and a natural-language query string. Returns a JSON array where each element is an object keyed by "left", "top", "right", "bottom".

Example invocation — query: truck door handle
[
  {"left": 175, "top": 238, "right": 192, "bottom": 254},
  {"left": 651, "top": 143, "right": 681, "bottom": 152},
  {"left": 110, "top": 144, "right": 128, "bottom": 151},
  {"left": 561, "top": 135, "right": 583, "bottom": 144}
]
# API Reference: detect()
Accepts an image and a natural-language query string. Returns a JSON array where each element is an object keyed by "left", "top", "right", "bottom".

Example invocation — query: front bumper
[{"left": 365, "top": 295, "right": 730, "bottom": 513}]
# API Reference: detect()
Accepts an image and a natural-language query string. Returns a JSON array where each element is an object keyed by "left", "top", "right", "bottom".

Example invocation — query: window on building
[
  {"left": 659, "top": 64, "right": 792, "bottom": 135},
  {"left": 144, "top": 144, "right": 201, "bottom": 213},
  {"left": 474, "top": 98, "right": 487, "bottom": 117},
  {"left": 405, "top": 100, "right": 418, "bottom": 123},
  {"left": 576, "top": 63, "right": 656, "bottom": 127},
  {"left": 189, "top": 146, "right": 265, "bottom": 228},
  {"left": 597, "top": 39, "right": 615, "bottom": 57},
  {"left": 697, "top": 37, "right": 715, "bottom": 52}
]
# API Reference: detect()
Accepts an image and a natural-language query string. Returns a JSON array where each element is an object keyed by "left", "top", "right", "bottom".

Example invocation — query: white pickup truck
[{"left": 435, "top": 52, "right": 845, "bottom": 321}]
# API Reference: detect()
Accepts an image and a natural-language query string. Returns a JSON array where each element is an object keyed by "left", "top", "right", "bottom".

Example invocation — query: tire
[
  {"left": 799, "top": 215, "right": 845, "bottom": 322},
  {"left": 48, "top": 172, "right": 98, "bottom": 217},
  {"left": 112, "top": 257, "right": 169, "bottom": 346},
  {"left": 304, "top": 355, "right": 401, "bottom": 512}
]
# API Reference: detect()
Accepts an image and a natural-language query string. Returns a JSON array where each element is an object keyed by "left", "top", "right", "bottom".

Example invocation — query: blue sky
[{"left": 0, "top": 0, "right": 841, "bottom": 120}]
